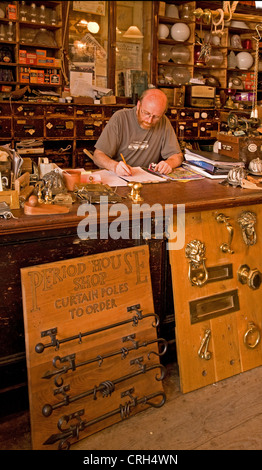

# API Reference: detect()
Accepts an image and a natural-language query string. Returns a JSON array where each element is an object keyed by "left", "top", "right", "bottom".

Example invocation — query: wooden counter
[{"left": 1, "top": 178, "right": 262, "bottom": 415}]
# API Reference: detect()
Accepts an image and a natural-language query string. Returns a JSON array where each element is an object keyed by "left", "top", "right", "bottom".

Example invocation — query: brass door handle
[
  {"left": 215, "top": 213, "right": 234, "bottom": 254},
  {"left": 198, "top": 329, "right": 212, "bottom": 360},
  {"left": 244, "top": 322, "right": 261, "bottom": 349}
]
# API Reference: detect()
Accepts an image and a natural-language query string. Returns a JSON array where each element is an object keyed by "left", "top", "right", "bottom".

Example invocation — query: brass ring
[{"left": 244, "top": 322, "right": 261, "bottom": 349}]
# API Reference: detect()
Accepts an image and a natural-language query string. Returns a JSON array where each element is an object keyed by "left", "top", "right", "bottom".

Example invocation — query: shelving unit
[
  {"left": 153, "top": 1, "right": 262, "bottom": 93},
  {"left": 0, "top": 1, "right": 63, "bottom": 99}
]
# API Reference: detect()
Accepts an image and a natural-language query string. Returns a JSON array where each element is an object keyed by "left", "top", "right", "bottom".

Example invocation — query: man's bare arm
[
  {"left": 93, "top": 149, "right": 132, "bottom": 175},
  {"left": 154, "top": 153, "right": 183, "bottom": 174}
]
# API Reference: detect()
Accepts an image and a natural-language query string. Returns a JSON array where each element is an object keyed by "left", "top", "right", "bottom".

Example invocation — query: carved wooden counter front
[{"left": 1, "top": 178, "right": 262, "bottom": 417}]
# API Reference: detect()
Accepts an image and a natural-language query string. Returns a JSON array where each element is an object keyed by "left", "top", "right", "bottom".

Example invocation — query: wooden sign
[{"left": 21, "top": 246, "right": 166, "bottom": 450}]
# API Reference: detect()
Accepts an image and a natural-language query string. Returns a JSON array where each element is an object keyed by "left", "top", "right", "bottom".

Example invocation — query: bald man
[{"left": 93, "top": 88, "right": 183, "bottom": 176}]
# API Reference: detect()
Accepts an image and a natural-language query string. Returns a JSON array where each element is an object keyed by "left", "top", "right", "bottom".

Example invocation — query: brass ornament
[
  {"left": 215, "top": 213, "right": 234, "bottom": 254},
  {"left": 185, "top": 240, "right": 208, "bottom": 287},
  {"left": 237, "top": 211, "right": 257, "bottom": 246},
  {"left": 244, "top": 322, "right": 261, "bottom": 349},
  {"left": 198, "top": 329, "right": 212, "bottom": 360}
]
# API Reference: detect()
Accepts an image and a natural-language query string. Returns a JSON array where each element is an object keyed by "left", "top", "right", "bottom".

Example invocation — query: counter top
[{"left": 1, "top": 178, "right": 262, "bottom": 236}]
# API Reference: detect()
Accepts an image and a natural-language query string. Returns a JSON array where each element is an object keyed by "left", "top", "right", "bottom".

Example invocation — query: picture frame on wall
[{"left": 73, "top": 1, "right": 106, "bottom": 16}]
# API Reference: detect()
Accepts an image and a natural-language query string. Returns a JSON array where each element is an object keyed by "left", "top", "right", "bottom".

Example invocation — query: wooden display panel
[
  {"left": 21, "top": 246, "right": 166, "bottom": 450},
  {"left": 170, "top": 204, "right": 262, "bottom": 393}
]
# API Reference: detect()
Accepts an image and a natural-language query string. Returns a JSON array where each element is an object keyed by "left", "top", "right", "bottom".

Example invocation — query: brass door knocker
[
  {"left": 185, "top": 240, "right": 208, "bottom": 287},
  {"left": 237, "top": 211, "right": 257, "bottom": 246},
  {"left": 244, "top": 322, "right": 261, "bottom": 349}
]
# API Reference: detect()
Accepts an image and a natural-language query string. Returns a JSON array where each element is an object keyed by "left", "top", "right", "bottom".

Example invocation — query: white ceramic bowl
[
  {"left": 170, "top": 23, "right": 190, "bottom": 42},
  {"left": 236, "top": 51, "right": 253, "bottom": 70},
  {"left": 158, "top": 23, "right": 169, "bottom": 39}
]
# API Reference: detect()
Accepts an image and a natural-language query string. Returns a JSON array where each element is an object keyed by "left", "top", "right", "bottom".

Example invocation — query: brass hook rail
[
  {"left": 42, "top": 337, "right": 168, "bottom": 387},
  {"left": 43, "top": 390, "right": 167, "bottom": 449},
  {"left": 42, "top": 362, "right": 167, "bottom": 417}
]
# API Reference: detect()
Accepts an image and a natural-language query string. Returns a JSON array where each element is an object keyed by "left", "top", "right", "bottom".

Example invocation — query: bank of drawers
[{"left": 0, "top": 102, "right": 222, "bottom": 169}]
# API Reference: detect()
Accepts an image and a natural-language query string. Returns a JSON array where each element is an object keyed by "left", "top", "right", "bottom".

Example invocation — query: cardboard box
[
  {"left": 73, "top": 97, "right": 94, "bottom": 104},
  {"left": 54, "top": 58, "right": 61, "bottom": 67},
  {"left": 36, "top": 49, "right": 46, "bottom": 58},
  {"left": 20, "top": 72, "right": 30, "bottom": 83},
  {"left": 36, "top": 58, "right": 47, "bottom": 66},
  {"left": 19, "top": 50, "right": 27, "bottom": 64},
  {"left": 45, "top": 57, "right": 55, "bottom": 66},
  {"left": 50, "top": 73, "right": 60, "bottom": 85},
  {"left": 101, "top": 95, "right": 116, "bottom": 104},
  {"left": 37, "top": 70, "right": 45, "bottom": 84},
  {"left": 6, "top": 4, "right": 17, "bottom": 19},
  {"left": 26, "top": 53, "right": 37, "bottom": 65},
  {"left": 29, "top": 69, "right": 38, "bottom": 83}
]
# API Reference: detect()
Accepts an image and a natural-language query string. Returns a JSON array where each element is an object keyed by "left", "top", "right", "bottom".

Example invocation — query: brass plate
[{"left": 190, "top": 289, "right": 239, "bottom": 324}]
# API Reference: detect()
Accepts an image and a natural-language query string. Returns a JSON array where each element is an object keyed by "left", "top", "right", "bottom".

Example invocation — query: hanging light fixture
[
  {"left": 123, "top": 25, "right": 144, "bottom": 38},
  {"left": 75, "top": 19, "right": 100, "bottom": 34}
]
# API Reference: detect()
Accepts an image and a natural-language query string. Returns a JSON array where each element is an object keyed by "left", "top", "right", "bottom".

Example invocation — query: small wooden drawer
[
  {"left": 0, "top": 103, "right": 12, "bottom": 116},
  {"left": 177, "top": 121, "right": 198, "bottom": 138},
  {"left": 103, "top": 106, "right": 124, "bottom": 118},
  {"left": 0, "top": 118, "right": 12, "bottom": 137},
  {"left": 45, "top": 118, "right": 74, "bottom": 137},
  {"left": 13, "top": 103, "right": 44, "bottom": 116},
  {"left": 75, "top": 119, "right": 103, "bottom": 138},
  {"left": 13, "top": 117, "right": 43, "bottom": 138},
  {"left": 75, "top": 105, "right": 102, "bottom": 118},
  {"left": 45, "top": 104, "right": 74, "bottom": 116},
  {"left": 199, "top": 121, "right": 219, "bottom": 137}
]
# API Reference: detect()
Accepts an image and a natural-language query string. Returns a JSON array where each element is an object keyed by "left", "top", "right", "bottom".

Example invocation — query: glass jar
[
  {"left": 0, "top": 24, "right": 5, "bottom": 41},
  {"left": 20, "top": 1, "right": 27, "bottom": 21},
  {"left": 50, "top": 9, "right": 57, "bottom": 25},
  {"left": 40, "top": 5, "right": 46, "bottom": 24},
  {"left": 30, "top": 3, "right": 37, "bottom": 23},
  {"left": 6, "top": 22, "right": 14, "bottom": 42}
]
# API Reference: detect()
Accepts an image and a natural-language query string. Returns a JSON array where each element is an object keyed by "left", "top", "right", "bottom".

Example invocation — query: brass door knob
[{"left": 237, "top": 264, "right": 262, "bottom": 290}]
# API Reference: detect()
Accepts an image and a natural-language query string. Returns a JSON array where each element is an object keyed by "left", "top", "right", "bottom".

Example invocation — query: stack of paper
[{"left": 183, "top": 148, "right": 244, "bottom": 179}]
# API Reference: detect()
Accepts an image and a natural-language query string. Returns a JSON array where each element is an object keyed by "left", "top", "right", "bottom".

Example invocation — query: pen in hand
[{"left": 120, "top": 153, "right": 132, "bottom": 175}]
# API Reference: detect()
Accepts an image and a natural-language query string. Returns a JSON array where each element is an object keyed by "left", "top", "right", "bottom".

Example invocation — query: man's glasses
[{"left": 140, "top": 108, "right": 162, "bottom": 121}]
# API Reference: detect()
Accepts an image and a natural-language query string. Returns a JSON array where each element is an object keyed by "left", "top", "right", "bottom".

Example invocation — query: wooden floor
[{"left": 1, "top": 361, "right": 262, "bottom": 451}]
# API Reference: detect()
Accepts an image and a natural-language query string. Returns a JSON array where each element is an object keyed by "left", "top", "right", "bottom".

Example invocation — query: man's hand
[
  {"left": 115, "top": 161, "right": 132, "bottom": 176},
  {"left": 154, "top": 160, "right": 172, "bottom": 175}
]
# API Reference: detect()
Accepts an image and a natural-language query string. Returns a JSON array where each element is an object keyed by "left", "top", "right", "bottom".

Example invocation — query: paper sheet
[
  {"left": 119, "top": 167, "right": 165, "bottom": 183},
  {"left": 95, "top": 167, "right": 166, "bottom": 186}
]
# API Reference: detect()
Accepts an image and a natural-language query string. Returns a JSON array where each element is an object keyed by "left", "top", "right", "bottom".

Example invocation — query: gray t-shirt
[{"left": 94, "top": 106, "right": 181, "bottom": 168}]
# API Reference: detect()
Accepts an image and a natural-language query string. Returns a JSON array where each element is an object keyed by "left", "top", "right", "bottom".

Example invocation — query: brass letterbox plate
[{"left": 189, "top": 289, "right": 239, "bottom": 324}]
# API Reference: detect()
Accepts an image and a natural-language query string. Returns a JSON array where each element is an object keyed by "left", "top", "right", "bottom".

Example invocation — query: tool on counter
[
  {"left": 14, "top": 172, "right": 34, "bottom": 202},
  {"left": 24, "top": 195, "right": 70, "bottom": 215}
]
